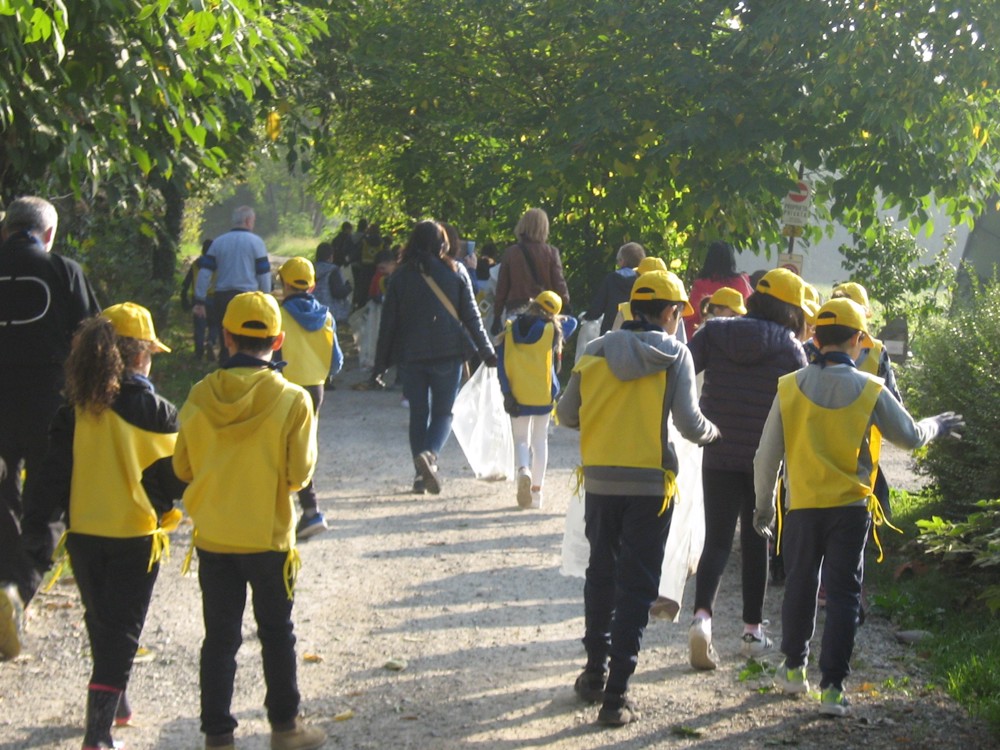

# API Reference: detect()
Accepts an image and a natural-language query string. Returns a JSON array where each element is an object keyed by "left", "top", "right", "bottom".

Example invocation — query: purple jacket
[{"left": 689, "top": 316, "right": 807, "bottom": 472}]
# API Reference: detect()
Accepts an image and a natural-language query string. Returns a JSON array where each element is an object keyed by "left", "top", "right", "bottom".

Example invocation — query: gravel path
[{"left": 0, "top": 363, "right": 993, "bottom": 750}]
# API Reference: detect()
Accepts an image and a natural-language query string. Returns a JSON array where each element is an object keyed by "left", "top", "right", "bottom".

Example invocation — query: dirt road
[{"left": 0, "top": 362, "right": 993, "bottom": 750}]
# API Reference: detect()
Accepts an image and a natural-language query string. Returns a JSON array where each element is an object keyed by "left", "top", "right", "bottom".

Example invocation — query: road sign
[
  {"left": 777, "top": 252, "right": 803, "bottom": 276},
  {"left": 781, "top": 180, "right": 812, "bottom": 227}
]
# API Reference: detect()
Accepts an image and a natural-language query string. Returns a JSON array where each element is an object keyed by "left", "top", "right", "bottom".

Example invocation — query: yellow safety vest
[
  {"left": 503, "top": 320, "right": 555, "bottom": 407},
  {"left": 69, "top": 408, "right": 177, "bottom": 538},
  {"left": 777, "top": 373, "right": 883, "bottom": 510},
  {"left": 281, "top": 309, "right": 336, "bottom": 387}
]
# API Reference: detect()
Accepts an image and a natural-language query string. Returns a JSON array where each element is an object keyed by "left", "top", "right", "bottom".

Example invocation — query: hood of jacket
[
  {"left": 510, "top": 314, "right": 550, "bottom": 344},
  {"left": 282, "top": 293, "right": 330, "bottom": 332},
  {"left": 697, "top": 315, "right": 802, "bottom": 364},
  {"left": 185, "top": 367, "right": 294, "bottom": 437},
  {"left": 598, "top": 328, "right": 682, "bottom": 381}
]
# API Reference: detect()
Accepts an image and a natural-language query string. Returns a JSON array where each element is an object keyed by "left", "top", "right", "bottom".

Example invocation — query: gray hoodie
[{"left": 558, "top": 327, "right": 719, "bottom": 497}]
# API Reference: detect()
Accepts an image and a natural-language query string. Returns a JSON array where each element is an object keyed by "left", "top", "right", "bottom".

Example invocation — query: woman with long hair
[
  {"left": 374, "top": 221, "right": 497, "bottom": 494},
  {"left": 685, "top": 240, "right": 754, "bottom": 339},
  {"left": 23, "top": 303, "right": 185, "bottom": 750}
]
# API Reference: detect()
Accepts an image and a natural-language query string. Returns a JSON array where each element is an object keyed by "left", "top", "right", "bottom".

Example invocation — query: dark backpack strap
[{"left": 519, "top": 243, "right": 544, "bottom": 295}]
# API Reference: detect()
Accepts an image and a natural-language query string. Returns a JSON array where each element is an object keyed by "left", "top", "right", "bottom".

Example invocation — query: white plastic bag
[
  {"left": 559, "top": 433, "right": 705, "bottom": 623},
  {"left": 452, "top": 365, "right": 515, "bottom": 480},
  {"left": 575, "top": 316, "right": 603, "bottom": 364}
]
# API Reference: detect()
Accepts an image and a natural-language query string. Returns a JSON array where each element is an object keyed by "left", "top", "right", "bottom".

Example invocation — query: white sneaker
[
  {"left": 689, "top": 618, "right": 718, "bottom": 671},
  {"left": 741, "top": 630, "right": 774, "bottom": 659},
  {"left": 530, "top": 489, "right": 542, "bottom": 509},
  {"left": 516, "top": 468, "right": 532, "bottom": 508}
]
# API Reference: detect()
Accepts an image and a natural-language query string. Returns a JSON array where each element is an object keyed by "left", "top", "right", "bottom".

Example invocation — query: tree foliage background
[{"left": 304, "top": 0, "right": 1000, "bottom": 299}]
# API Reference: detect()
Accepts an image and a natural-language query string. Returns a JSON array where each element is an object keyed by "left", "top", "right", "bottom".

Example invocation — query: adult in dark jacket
[
  {"left": 492, "top": 208, "right": 571, "bottom": 334},
  {"left": 374, "top": 221, "right": 497, "bottom": 495},
  {"left": 0, "top": 196, "right": 101, "bottom": 654},
  {"left": 583, "top": 242, "right": 645, "bottom": 335},
  {"left": 686, "top": 268, "right": 813, "bottom": 672}
]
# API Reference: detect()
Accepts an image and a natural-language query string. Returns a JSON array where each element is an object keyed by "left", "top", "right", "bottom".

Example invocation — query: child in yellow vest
[
  {"left": 497, "top": 291, "right": 578, "bottom": 509},
  {"left": 557, "top": 271, "right": 719, "bottom": 727},
  {"left": 23, "top": 303, "right": 185, "bottom": 750},
  {"left": 278, "top": 258, "right": 343, "bottom": 541},
  {"left": 753, "top": 298, "right": 963, "bottom": 717},
  {"left": 173, "top": 292, "right": 326, "bottom": 750}
]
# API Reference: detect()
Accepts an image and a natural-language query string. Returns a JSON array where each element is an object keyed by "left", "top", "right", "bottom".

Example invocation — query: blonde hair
[
  {"left": 515, "top": 208, "right": 549, "bottom": 243},
  {"left": 524, "top": 300, "right": 566, "bottom": 354}
]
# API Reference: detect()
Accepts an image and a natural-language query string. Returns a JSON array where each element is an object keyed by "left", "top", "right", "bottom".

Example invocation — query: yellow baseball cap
[
  {"left": 707, "top": 287, "right": 747, "bottom": 315},
  {"left": 631, "top": 271, "right": 695, "bottom": 317},
  {"left": 222, "top": 291, "right": 281, "bottom": 338},
  {"left": 534, "top": 290, "right": 563, "bottom": 316},
  {"left": 279, "top": 257, "right": 316, "bottom": 291},
  {"left": 636, "top": 256, "right": 668, "bottom": 274},
  {"left": 803, "top": 283, "right": 822, "bottom": 325},
  {"left": 755, "top": 268, "right": 817, "bottom": 317},
  {"left": 102, "top": 302, "right": 171, "bottom": 353},
  {"left": 814, "top": 298, "right": 873, "bottom": 346},
  {"left": 831, "top": 282, "right": 871, "bottom": 317}
]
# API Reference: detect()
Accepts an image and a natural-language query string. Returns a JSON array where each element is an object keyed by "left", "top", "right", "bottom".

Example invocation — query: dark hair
[
  {"left": 65, "top": 316, "right": 149, "bottom": 415},
  {"left": 400, "top": 221, "right": 454, "bottom": 274},
  {"left": 373, "top": 249, "right": 395, "bottom": 266},
  {"left": 814, "top": 324, "right": 858, "bottom": 348},
  {"left": 201, "top": 238, "right": 213, "bottom": 255},
  {"left": 339, "top": 221, "right": 353, "bottom": 234},
  {"left": 230, "top": 333, "right": 278, "bottom": 355},
  {"left": 441, "top": 223, "right": 461, "bottom": 259},
  {"left": 698, "top": 241, "right": 739, "bottom": 280},
  {"left": 630, "top": 299, "right": 676, "bottom": 324},
  {"left": 745, "top": 290, "right": 804, "bottom": 334},
  {"left": 749, "top": 269, "right": 768, "bottom": 289},
  {"left": 315, "top": 242, "right": 334, "bottom": 264}
]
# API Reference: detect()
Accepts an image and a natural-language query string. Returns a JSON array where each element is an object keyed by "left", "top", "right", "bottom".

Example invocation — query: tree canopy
[{"left": 306, "top": 0, "right": 1000, "bottom": 293}]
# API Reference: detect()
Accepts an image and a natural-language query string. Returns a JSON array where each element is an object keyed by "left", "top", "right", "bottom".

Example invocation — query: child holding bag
[
  {"left": 23, "top": 303, "right": 185, "bottom": 750},
  {"left": 497, "top": 291, "right": 577, "bottom": 509}
]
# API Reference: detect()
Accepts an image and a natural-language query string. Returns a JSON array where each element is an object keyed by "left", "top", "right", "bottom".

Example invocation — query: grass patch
[{"left": 866, "top": 487, "right": 1000, "bottom": 736}]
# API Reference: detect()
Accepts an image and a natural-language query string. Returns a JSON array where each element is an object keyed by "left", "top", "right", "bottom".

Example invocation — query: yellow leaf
[
  {"left": 303, "top": 653, "right": 324, "bottom": 663},
  {"left": 334, "top": 709, "right": 354, "bottom": 721},
  {"left": 734, "top": 113, "right": 744, "bottom": 126}
]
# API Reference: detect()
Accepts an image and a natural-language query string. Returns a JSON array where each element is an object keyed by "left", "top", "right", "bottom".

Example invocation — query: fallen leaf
[
  {"left": 334, "top": 709, "right": 354, "bottom": 721},
  {"left": 303, "top": 653, "right": 324, "bottom": 663},
  {"left": 384, "top": 658, "right": 408, "bottom": 671}
]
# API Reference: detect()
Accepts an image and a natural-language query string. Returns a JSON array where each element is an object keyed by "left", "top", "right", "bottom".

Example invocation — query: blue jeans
[{"left": 399, "top": 358, "right": 464, "bottom": 459}]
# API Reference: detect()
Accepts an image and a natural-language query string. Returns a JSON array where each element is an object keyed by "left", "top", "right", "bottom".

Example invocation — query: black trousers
[
  {"left": 197, "top": 549, "right": 299, "bottom": 737},
  {"left": 780, "top": 506, "right": 870, "bottom": 689},
  {"left": 65, "top": 533, "right": 159, "bottom": 690},
  {"left": 296, "top": 385, "right": 323, "bottom": 514},
  {"left": 582, "top": 492, "right": 671, "bottom": 696},
  {"left": 0, "top": 369, "right": 63, "bottom": 604},
  {"left": 211, "top": 290, "right": 242, "bottom": 365},
  {"left": 693, "top": 467, "right": 769, "bottom": 624}
]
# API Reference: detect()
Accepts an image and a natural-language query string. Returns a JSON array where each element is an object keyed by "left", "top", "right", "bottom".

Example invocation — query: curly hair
[
  {"left": 523, "top": 299, "right": 566, "bottom": 354},
  {"left": 64, "top": 316, "right": 149, "bottom": 415}
]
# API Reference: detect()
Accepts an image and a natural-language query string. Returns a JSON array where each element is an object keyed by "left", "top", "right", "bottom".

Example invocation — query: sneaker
[
  {"left": 774, "top": 660, "right": 810, "bottom": 694},
  {"left": 295, "top": 512, "right": 329, "bottom": 541},
  {"left": 688, "top": 618, "right": 717, "bottom": 671},
  {"left": 573, "top": 669, "right": 606, "bottom": 703},
  {"left": 649, "top": 596, "right": 680, "bottom": 621},
  {"left": 271, "top": 718, "right": 327, "bottom": 750},
  {"left": 741, "top": 630, "right": 774, "bottom": 659},
  {"left": 530, "top": 489, "right": 542, "bottom": 509},
  {"left": 0, "top": 582, "right": 24, "bottom": 660},
  {"left": 412, "top": 475, "right": 426, "bottom": 494},
  {"left": 414, "top": 451, "right": 441, "bottom": 495},
  {"left": 819, "top": 685, "right": 851, "bottom": 717},
  {"left": 596, "top": 693, "right": 639, "bottom": 727},
  {"left": 516, "top": 467, "right": 532, "bottom": 508}
]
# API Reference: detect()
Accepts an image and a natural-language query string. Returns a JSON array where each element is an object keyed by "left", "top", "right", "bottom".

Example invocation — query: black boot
[{"left": 83, "top": 686, "right": 121, "bottom": 749}]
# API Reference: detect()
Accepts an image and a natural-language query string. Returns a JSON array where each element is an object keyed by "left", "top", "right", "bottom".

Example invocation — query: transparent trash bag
[{"left": 452, "top": 365, "right": 515, "bottom": 481}]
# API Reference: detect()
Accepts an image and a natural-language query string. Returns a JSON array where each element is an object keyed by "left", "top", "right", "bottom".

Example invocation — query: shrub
[{"left": 903, "top": 279, "right": 1000, "bottom": 503}]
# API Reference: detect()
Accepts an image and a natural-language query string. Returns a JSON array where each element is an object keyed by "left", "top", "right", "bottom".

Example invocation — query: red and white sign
[
  {"left": 781, "top": 180, "right": 812, "bottom": 227},
  {"left": 777, "top": 252, "right": 804, "bottom": 276}
]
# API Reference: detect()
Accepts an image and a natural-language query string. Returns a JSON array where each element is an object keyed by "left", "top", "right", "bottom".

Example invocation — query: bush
[{"left": 904, "top": 279, "right": 1000, "bottom": 504}]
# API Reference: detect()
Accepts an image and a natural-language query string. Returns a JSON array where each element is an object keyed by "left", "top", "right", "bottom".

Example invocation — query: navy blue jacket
[
  {"left": 374, "top": 257, "right": 494, "bottom": 372},
  {"left": 689, "top": 316, "right": 807, "bottom": 472}
]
